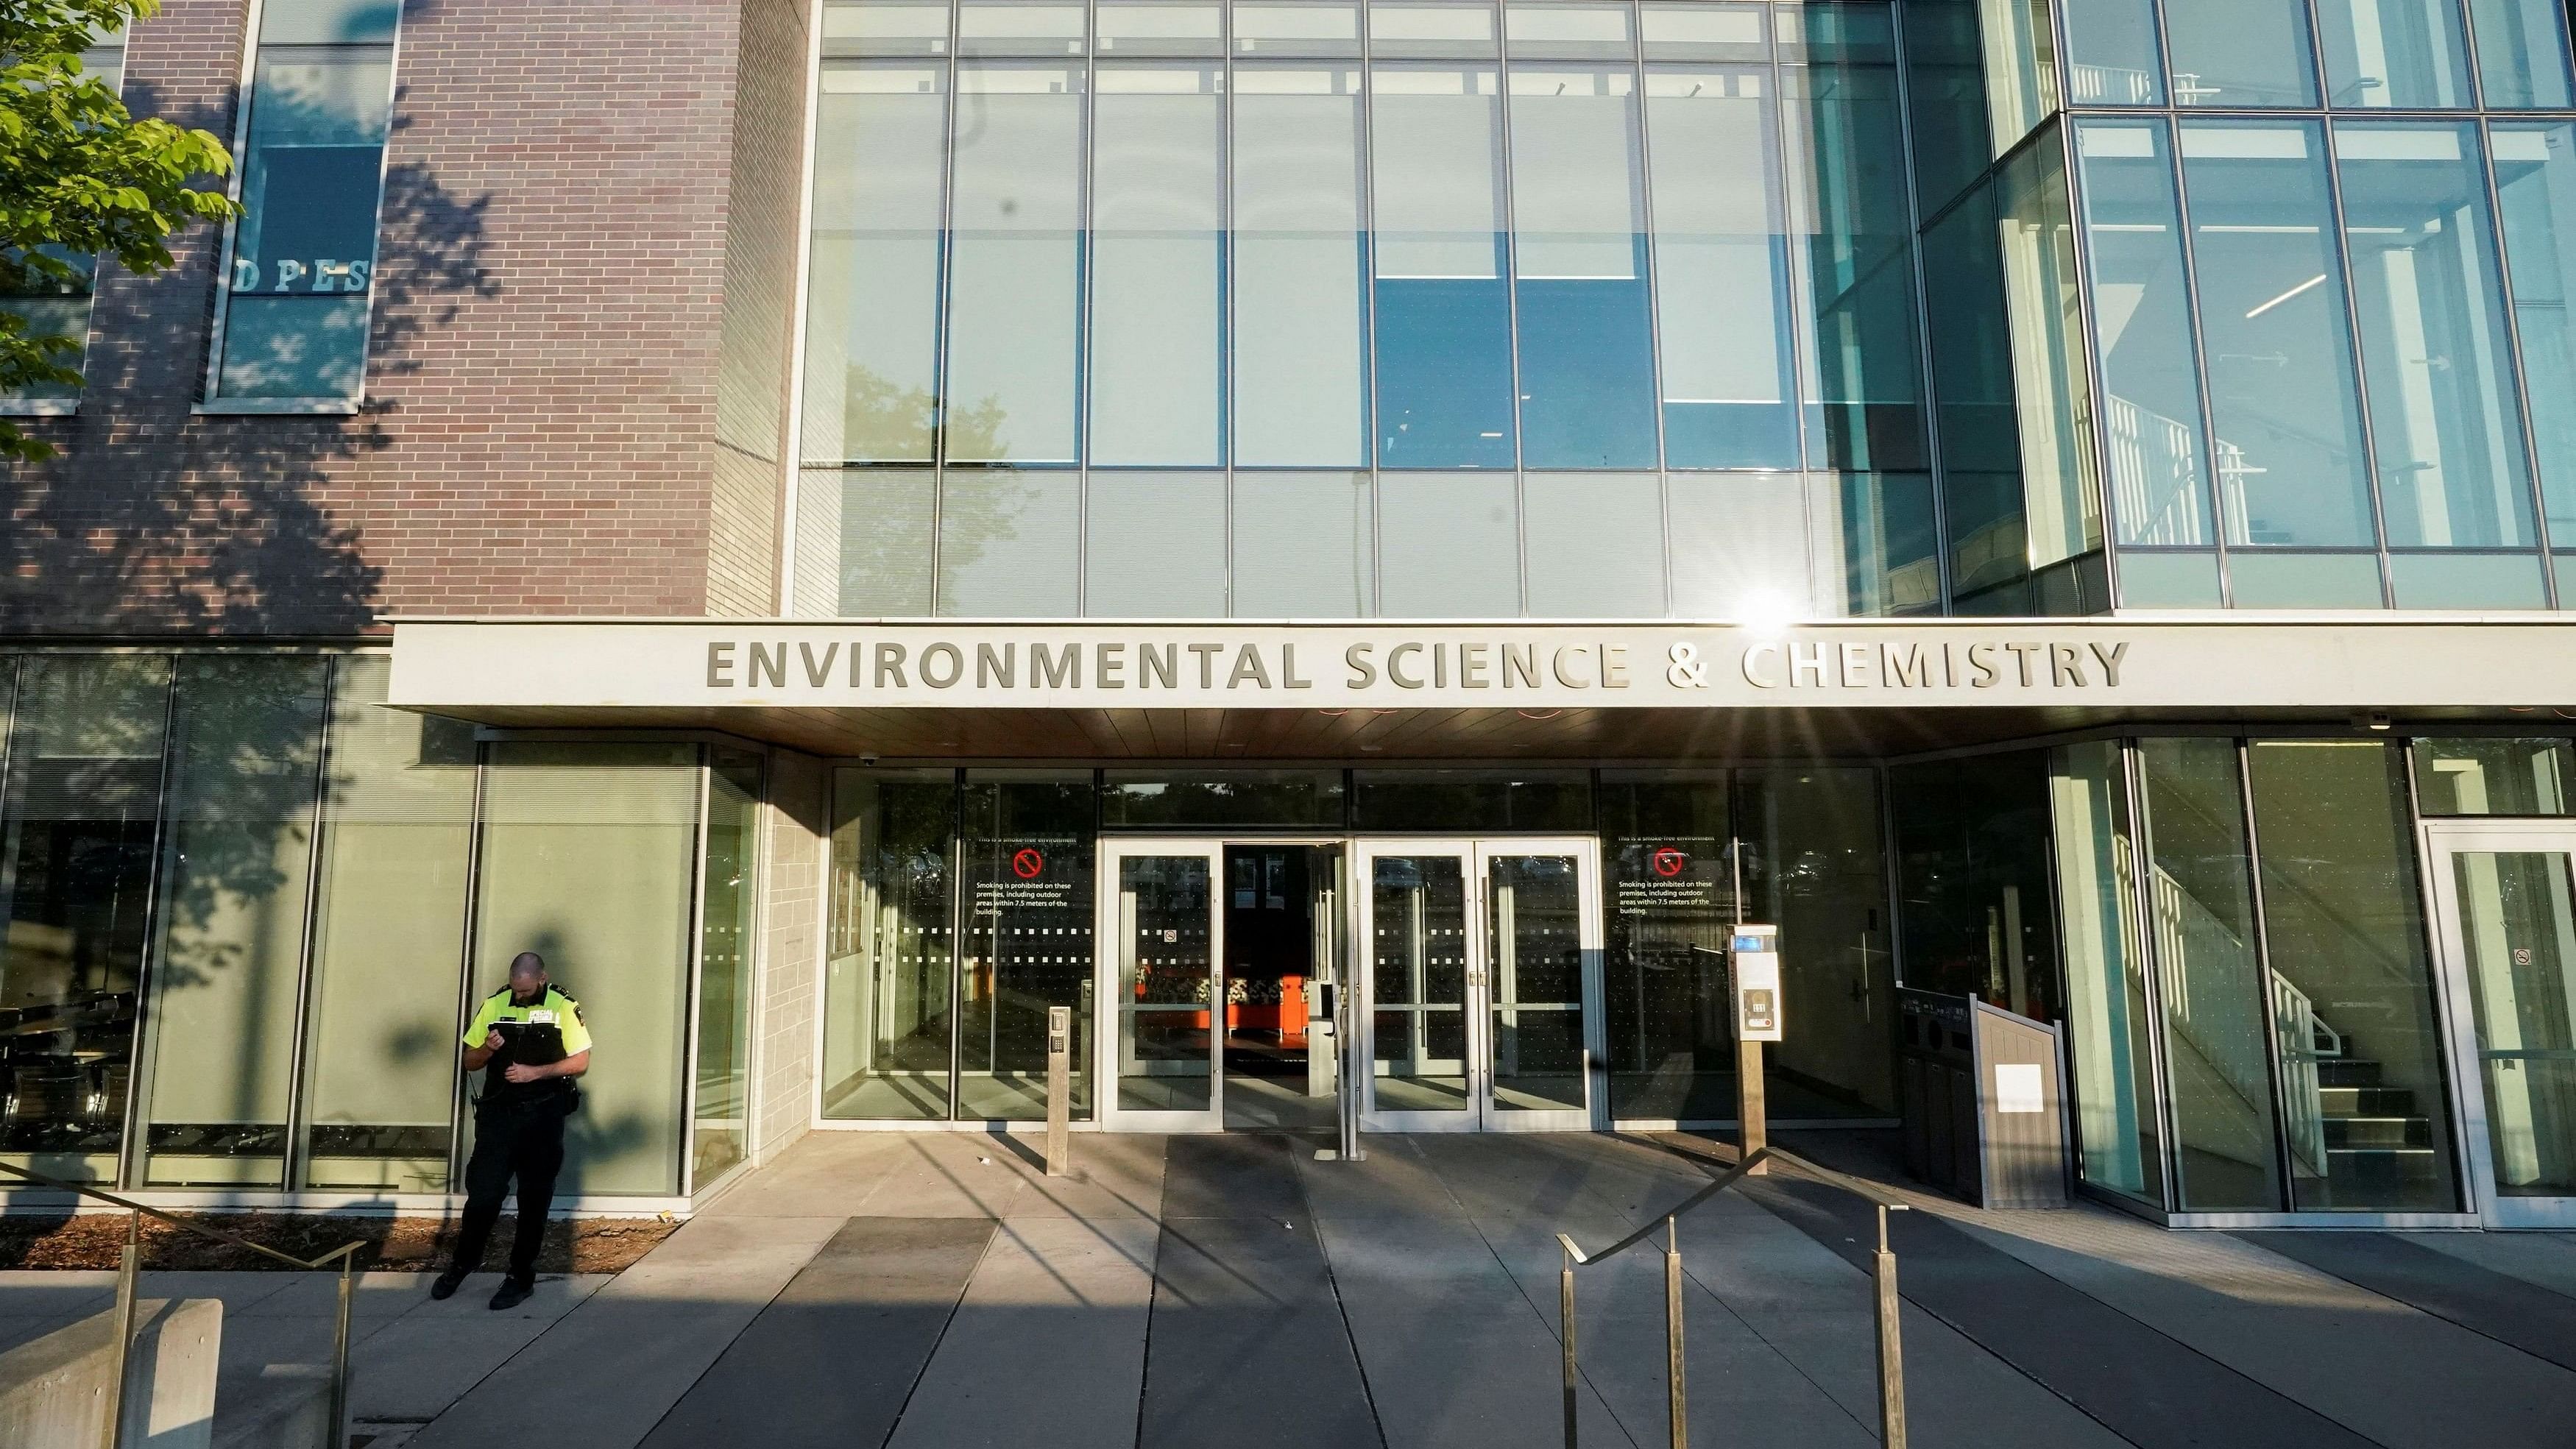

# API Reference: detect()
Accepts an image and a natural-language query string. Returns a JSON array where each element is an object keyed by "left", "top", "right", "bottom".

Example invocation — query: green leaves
[{"left": 3, "top": 0, "right": 240, "bottom": 458}]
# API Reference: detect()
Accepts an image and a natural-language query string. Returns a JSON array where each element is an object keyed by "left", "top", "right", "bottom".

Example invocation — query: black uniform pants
[{"left": 451, "top": 1097, "right": 567, "bottom": 1280}]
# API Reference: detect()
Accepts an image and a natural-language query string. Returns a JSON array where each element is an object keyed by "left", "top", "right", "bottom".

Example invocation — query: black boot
[
  {"left": 430, "top": 1266, "right": 469, "bottom": 1301},
  {"left": 489, "top": 1275, "right": 535, "bottom": 1311}
]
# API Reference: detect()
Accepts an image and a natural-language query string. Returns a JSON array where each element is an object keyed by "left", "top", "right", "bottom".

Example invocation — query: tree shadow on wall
[{"left": 0, "top": 84, "right": 496, "bottom": 637}]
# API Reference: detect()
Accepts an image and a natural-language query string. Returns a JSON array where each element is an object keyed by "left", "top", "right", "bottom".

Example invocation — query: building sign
[{"left": 387, "top": 617, "right": 2576, "bottom": 712}]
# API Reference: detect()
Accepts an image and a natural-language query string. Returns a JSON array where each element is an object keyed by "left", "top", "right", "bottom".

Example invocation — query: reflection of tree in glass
[{"left": 839, "top": 365, "right": 1007, "bottom": 462}]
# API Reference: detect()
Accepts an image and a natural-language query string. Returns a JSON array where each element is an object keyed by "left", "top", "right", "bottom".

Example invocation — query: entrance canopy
[{"left": 386, "top": 615, "right": 2576, "bottom": 759}]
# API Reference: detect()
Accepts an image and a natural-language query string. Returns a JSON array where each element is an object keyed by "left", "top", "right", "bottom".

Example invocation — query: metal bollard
[
  {"left": 1045, "top": 1005, "right": 1071, "bottom": 1177},
  {"left": 329, "top": 1252, "right": 355, "bottom": 1448},
  {"left": 1664, "top": 1216, "right": 1686, "bottom": 1449},
  {"left": 102, "top": 1211, "right": 138, "bottom": 1449},
  {"left": 1560, "top": 1243, "right": 1579, "bottom": 1449},
  {"left": 1874, "top": 1205, "right": 1908, "bottom": 1449}
]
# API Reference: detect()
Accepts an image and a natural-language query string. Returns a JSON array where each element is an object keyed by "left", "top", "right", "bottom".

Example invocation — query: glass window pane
[
  {"left": 2248, "top": 741, "right": 2460, "bottom": 1211},
  {"left": 2491, "top": 123, "right": 2576, "bottom": 545},
  {"left": 804, "top": 65, "right": 949, "bottom": 464},
  {"left": 2228, "top": 549, "right": 2388, "bottom": 606},
  {"left": 2050, "top": 741, "right": 2165, "bottom": 1203},
  {"left": 0, "top": 656, "right": 166, "bottom": 1183},
  {"left": 1978, "top": 0, "right": 2059, "bottom": 149},
  {"left": 1786, "top": 10, "right": 1928, "bottom": 471},
  {"left": 938, "top": 472, "right": 1081, "bottom": 614},
  {"left": 825, "top": 768, "right": 958, "bottom": 1120},
  {"left": 1090, "top": 65, "right": 1223, "bottom": 465},
  {"left": 1370, "top": 0, "right": 1500, "bottom": 58},
  {"left": 1103, "top": 770, "right": 1345, "bottom": 826},
  {"left": 2062, "top": 0, "right": 2163, "bottom": 104},
  {"left": 1646, "top": 67, "right": 1800, "bottom": 469},
  {"left": 833, "top": 469, "right": 938, "bottom": 616},
  {"left": 1233, "top": 66, "right": 1369, "bottom": 465},
  {"left": 1925, "top": 182, "right": 2029, "bottom": 604},
  {"left": 1599, "top": 774, "right": 1735, "bottom": 1121},
  {"left": 1641, "top": 3, "right": 1768, "bottom": 62},
  {"left": 945, "top": 64, "right": 1083, "bottom": 464},
  {"left": 300, "top": 658, "right": 475, "bottom": 1193},
  {"left": 1524, "top": 472, "right": 1665, "bottom": 616},
  {"left": 1505, "top": 1, "right": 1632, "bottom": 61},
  {"left": 2162, "top": 0, "right": 2322, "bottom": 107},
  {"left": 1371, "top": 65, "right": 1515, "bottom": 467},
  {"left": 1819, "top": 472, "right": 1940, "bottom": 616},
  {"left": 258, "top": 0, "right": 400, "bottom": 44},
  {"left": 958, "top": 0, "right": 1086, "bottom": 54},
  {"left": 1666, "top": 472, "right": 1814, "bottom": 617},
  {"left": 2469, "top": 0, "right": 2576, "bottom": 107},
  {"left": 2318, "top": 0, "right": 2474, "bottom": 107},
  {"left": 2415, "top": 737, "right": 2574, "bottom": 815},
  {"left": 2075, "top": 120, "right": 2217, "bottom": 549},
  {"left": 2178, "top": 121, "right": 2375, "bottom": 550},
  {"left": 2335, "top": 124, "right": 2533, "bottom": 550},
  {"left": 1734, "top": 765, "right": 1894, "bottom": 1116},
  {"left": 1904, "top": 0, "right": 1993, "bottom": 218},
  {"left": 1510, "top": 68, "right": 1656, "bottom": 469},
  {"left": 693, "top": 752, "right": 761, "bottom": 1188},
  {"left": 821, "top": 1, "right": 950, "bottom": 57},
  {"left": 1098, "top": 0, "right": 1224, "bottom": 56},
  {"left": 2000, "top": 135, "right": 2103, "bottom": 568},
  {"left": 138, "top": 659, "right": 327, "bottom": 1189},
  {"left": 958, "top": 773, "right": 1095, "bottom": 1119},
  {"left": 473, "top": 742, "right": 701, "bottom": 1197},
  {"left": 1351, "top": 770, "right": 1590, "bottom": 830},
  {"left": 1892, "top": 751, "right": 2061, "bottom": 1023},
  {"left": 1232, "top": 472, "right": 1376, "bottom": 615},
  {"left": 2452, "top": 849, "right": 2576, "bottom": 1197},
  {"left": 2137, "top": 737, "right": 2282, "bottom": 1211},
  {"left": 216, "top": 46, "right": 395, "bottom": 400},
  {"left": 1234, "top": 1, "right": 1365, "bottom": 56},
  {"left": 1378, "top": 472, "right": 1521, "bottom": 615},
  {"left": 2388, "top": 549, "right": 2549, "bottom": 606},
  {"left": 2117, "top": 548, "right": 2225, "bottom": 606},
  {"left": 1086, "top": 472, "right": 1227, "bottom": 615}
]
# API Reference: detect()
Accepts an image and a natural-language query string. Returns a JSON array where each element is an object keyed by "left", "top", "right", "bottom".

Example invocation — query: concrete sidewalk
[{"left": 1, "top": 1129, "right": 2572, "bottom": 1447}]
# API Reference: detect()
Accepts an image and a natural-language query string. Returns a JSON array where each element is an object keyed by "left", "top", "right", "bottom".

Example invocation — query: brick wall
[{"left": 1, "top": 0, "right": 807, "bottom": 637}]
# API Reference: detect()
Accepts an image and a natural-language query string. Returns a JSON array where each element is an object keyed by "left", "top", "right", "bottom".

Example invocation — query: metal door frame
[
  {"left": 1096, "top": 838, "right": 1228, "bottom": 1134},
  {"left": 2422, "top": 818, "right": 2576, "bottom": 1227},
  {"left": 1354, "top": 837, "right": 1605, "bottom": 1133}
]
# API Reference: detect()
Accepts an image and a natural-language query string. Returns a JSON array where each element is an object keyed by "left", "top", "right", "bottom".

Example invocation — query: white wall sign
[{"left": 386, "top": 617, "right": 2576, "bottom": 712}]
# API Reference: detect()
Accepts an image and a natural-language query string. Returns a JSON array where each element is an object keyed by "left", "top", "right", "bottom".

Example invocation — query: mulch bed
[{"left": 0, "top": 1213, "right": 676, "bottom": 1274}]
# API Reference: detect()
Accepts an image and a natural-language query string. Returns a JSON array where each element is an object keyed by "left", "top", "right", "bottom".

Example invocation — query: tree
[{"left": 1, "top": 0, "right": 236, "bottom": 460}]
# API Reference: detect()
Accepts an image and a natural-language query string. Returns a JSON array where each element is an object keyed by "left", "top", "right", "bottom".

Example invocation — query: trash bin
[{"left": 1897, "top": 988, "right": 2069, "bottom": 1209}]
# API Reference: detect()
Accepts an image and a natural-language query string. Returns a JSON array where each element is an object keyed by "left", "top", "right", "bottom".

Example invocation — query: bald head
[{"left": 509, "top": 952, "right": 548, "bottom": 998}]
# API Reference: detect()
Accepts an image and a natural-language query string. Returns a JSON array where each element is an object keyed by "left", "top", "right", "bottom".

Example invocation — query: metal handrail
[
  {"left": 0, "top": 1158, "right": 366, "bottom": 1449},
  {"left": 1551, "top": 1142, "right": 1914, "bottom": 1449}
]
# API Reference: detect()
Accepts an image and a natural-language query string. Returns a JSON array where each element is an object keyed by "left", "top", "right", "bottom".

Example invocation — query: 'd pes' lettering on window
[{"left": 208, "top": 0, "right": 400, "bottom": 405}]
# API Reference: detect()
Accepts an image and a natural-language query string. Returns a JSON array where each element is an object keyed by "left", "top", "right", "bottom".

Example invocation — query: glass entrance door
[
  {"left": 1100, "top": 841, "right": 1224, "bottom": 1132},
  {"left": 1358, "top": 838, "right": 1603, "bottom": 1131},
  {"left": 2427, "top": 823, "right": 2576, "bottom": 1226}
]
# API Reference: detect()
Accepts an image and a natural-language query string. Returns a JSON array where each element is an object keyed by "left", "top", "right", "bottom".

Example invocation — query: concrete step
[{"left": 2324, "top": 1116, "right": 2432, "bottom": 1150}]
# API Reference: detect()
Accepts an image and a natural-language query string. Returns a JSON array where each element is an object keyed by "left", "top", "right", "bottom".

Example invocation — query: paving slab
[
  {"left": 841, "top": 1135, "right": 1035, "bottom": 1218},
  {"left": 1158, "top": 1133, "right": 1304, "bottom": 1220},
  {"left": 348, "top": 1274, "right": 611, "bottom": 1426},
  {"left": 408, "top": 1213, "right": 843, "bottom": 1449},
  {"left": 1950, "top": 1201, "right": 2576, "bottom": 1449},
  {"left": 701, "top": 1131, "right": 911, "bottom": 1217},
  {"left": 2405, "top": 1229, "right": 2576, "bottom": 1301},
  {"left": 1005, "top": 1135, "right": 1169, "bottom": 1221},
  {"left": 2245, "top": 1228, "right": 2576, "bottom": 1372},
  {"left": 639, "top": 1216, "right": 994, "bottom": 1448},
  {"left": 1748, "top": 1175, "right": 2374, "bottom": 1449},
  {"left": 886, "top": 1215, "right": 1158, "bottom": 1449},
  {"left": 1142, "top": 1211, "right": 1381, "bottom": 1449}
]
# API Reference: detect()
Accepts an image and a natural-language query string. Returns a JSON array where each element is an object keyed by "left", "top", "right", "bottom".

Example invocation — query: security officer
[{"left": 431, "top": 951, "right": 590, "bottom": 1310}]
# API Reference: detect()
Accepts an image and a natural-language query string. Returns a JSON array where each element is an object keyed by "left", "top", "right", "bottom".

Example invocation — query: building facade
[{"left": 6, "top": 0, "right": 2576, "bottom": 1227}]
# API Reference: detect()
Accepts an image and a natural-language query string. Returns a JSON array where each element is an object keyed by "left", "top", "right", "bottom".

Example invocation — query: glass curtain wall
[
  {"left": 2048, "top": 741, "right": 2165, "bottom": 1202},
  {"left": 795, "top": 0, "right": 1941, "bottom": 620},
  {"left": 0, "top": 656, "right": 169, "bottom": 1183},
  {"left": 470, "top": 744, "right": 701, "bottom": 1197},
  {"left": 2059, "top": 0, "right": 2576, "bottom": 608},
  {"left": 1734, "top": 767, "right": 1894, "bottom": 1116},
  {"left": 135, "top": 658, "right": 330, "bottom": 1188},
  {"left": 824, "top": 769, "right": 959, "bottom": 1119},
  {"left": 693, "top": 752, "right": 763, "bottom": 1188},
  {"left": 1888, "top": 751, "right": 2061, "bottom": 1022},
  {"left": 1600, "top": 773, "right": 1737, "bottom": 1120},
  {"left": 297, "top": 659, "right": 477, "bottom": 1193}
]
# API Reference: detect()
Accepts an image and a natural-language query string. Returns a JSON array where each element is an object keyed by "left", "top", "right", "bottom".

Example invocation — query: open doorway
[{"left": 1222, "top": 845, "right": 1342, "bottom": 1130}]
